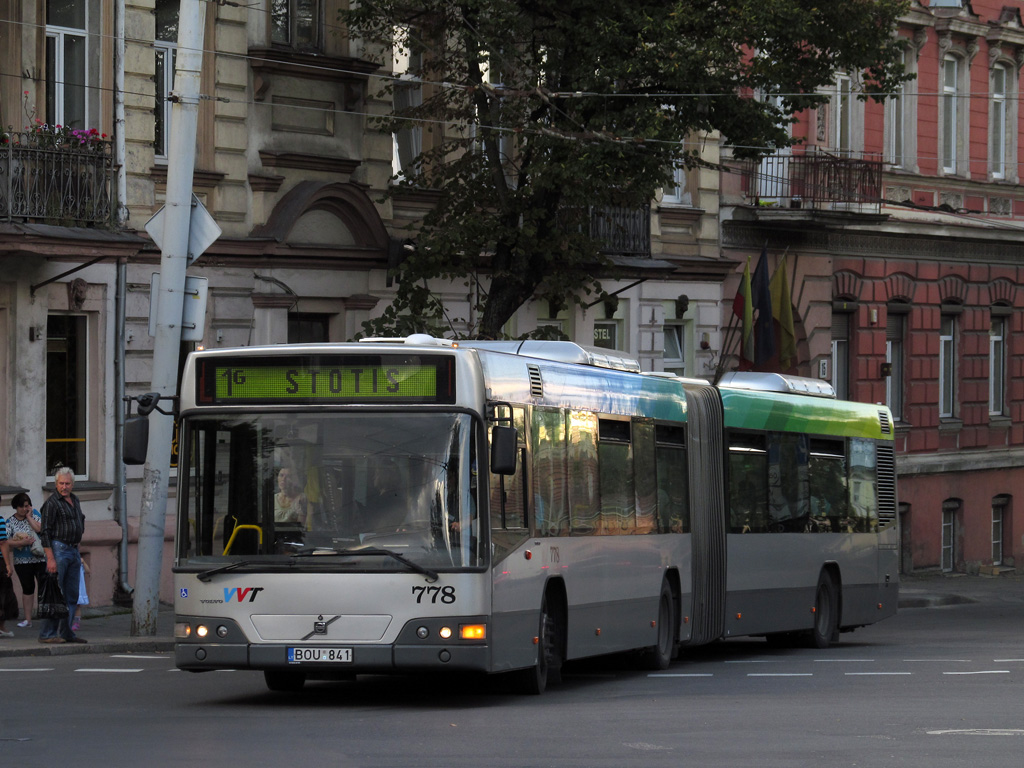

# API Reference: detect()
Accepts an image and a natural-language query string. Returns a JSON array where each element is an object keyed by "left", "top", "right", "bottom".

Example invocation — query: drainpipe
[
  {"left": 114, "top": 0, "right": 127, "bottom": 226},
  {"left": 113, "top": 0, "right": 132, "bottom": 599},
  {"left": 114, "top": 258, "right": 133, "bottom": 601}
]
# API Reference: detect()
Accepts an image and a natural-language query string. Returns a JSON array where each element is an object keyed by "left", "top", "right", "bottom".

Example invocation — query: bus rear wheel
[
  {"left": 808, "top": 571, "right": 838, "bottom": 649},
  {"left": 264, "top": 669, "right": 306, "bottom": 692},
  {"left": 645, "top": 580, "right": 678, "bottom": 670}
]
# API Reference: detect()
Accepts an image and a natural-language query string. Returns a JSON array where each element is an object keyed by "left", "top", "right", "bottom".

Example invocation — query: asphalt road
[{"left": 2, "top": 582, "right": 1021, "bottom": 768}]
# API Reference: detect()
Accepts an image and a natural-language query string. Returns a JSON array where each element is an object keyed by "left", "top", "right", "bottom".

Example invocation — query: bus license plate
[{"left": 288, "top": 647, "right": 353, "bottom": 663}]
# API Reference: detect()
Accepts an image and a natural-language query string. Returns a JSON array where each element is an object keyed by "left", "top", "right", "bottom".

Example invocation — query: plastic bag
[{"left": 37, "top": 573, "right": 68, "bottom": 619}]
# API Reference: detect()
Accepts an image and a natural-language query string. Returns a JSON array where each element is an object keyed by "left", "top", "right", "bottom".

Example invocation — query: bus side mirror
[
  {"left": 490, "top": 425, "right": 518, "bottom": 475},
  {"left": 123, "top": 416, "right": 150, "bottom": 465}
]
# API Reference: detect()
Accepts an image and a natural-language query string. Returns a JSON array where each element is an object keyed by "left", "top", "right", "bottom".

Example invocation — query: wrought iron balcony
[
  {"left": 742, "top": 147, "right": 882, "bottom": 214},
  {"left": 590, "top": 204, "right": 651, "bottom": 257},
  {"left": 0, "top": 130, "right": 116, "bottom": 227}
]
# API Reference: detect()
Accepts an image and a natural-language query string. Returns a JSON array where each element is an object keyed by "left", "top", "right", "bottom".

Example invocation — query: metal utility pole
[{"left": 132, "top": 0, "right": 208, "bottom": 636}]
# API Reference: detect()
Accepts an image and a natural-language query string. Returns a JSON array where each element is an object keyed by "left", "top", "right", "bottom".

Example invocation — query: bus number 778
[{"left": 412, "top": 586, "right": 456, "bottom": 604}]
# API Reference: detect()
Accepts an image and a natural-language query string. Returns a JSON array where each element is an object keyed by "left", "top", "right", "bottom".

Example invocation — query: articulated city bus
[{"left": 169, "top": 336, "right": 898, "bottom": 692}]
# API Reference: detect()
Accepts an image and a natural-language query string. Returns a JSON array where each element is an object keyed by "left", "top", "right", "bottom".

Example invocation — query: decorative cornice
[
  {"left": 259, "top": 151, "right": 361, "bottom": 177},
  {"left": 251, "top": 292, "right": 296, "bottom": 309},
  {"left": 248, "top": 173, "right": 286, "bottom": 193},
  {"left": 248, "top": 48, "right": 378, "bottom": 107},
  {"left": 149, "top": 166, "right": 226, "bottom": 189}
]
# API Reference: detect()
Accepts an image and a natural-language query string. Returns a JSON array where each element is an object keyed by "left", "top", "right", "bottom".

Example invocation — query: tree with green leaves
[{"left": 343, "top": 0, "right": 910, "bottom": 339}]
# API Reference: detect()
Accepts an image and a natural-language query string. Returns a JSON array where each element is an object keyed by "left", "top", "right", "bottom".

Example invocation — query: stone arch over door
[
  {"left": 249, "top": 182, "right": 390, "bottom": 344},
  {"left": 252, "top": 180, "right": 390, "bottom": 252}
]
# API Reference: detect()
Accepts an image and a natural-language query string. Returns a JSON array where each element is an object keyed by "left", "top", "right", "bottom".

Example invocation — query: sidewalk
[
  {"left": 0, "top": 572, "right": 1017, "bottom": 658},
  {"left": 897, "top": 569, "right": 1023, "bottom": 608},
  {"left": 0, "top": 603, "right": 175, "bottom": 658}
]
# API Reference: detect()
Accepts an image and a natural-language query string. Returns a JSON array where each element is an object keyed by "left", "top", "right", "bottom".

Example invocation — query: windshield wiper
[
  {"left": 291, "top": 547, "right": 439, "bottom": 582},
  {"left": 196, "top": 560, "right": 263, "bottom": 583}
]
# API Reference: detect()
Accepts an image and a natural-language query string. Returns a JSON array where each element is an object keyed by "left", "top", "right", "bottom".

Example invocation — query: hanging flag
[
  {"left": 751, "top": 248, "right": 775, "bottom": 366},
  {"left": 732, "top": 255, "right": 754, "bottom": 367},
  {"left": 770, "top": 254, "right": 797, "bottom": 369}
]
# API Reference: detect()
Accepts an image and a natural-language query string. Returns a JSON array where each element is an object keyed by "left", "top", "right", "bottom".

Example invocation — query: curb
[{"left": 0, "top": 639, "right": 175, "bottom": 658}]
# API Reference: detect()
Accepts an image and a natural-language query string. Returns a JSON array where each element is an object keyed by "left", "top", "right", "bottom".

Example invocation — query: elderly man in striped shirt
[{"left": 38, "top": 467, "right": 87, "bottom": 644}]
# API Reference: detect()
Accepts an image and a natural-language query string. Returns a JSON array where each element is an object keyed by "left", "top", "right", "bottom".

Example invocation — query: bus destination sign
[{"left": 195, "top": 355, "right": 455, "bottom": 405}]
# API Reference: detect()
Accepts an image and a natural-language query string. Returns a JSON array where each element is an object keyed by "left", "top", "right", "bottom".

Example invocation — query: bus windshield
[{"left": 177, "top": 412, "right": 483, "bottom": 570}]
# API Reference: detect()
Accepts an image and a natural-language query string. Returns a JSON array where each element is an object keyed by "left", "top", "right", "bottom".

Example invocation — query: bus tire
[
  {"left": 264, "top": 669, "right": 306, "bottom": 692},
  {"left": 512, "top": 592, "right": 563, "bottom": 695},
  {"left": 809, "top": 571, "right": 838, "bottom": 649},
  {"left": 646, "top": 580, "right": 678, "bottom": 670}
]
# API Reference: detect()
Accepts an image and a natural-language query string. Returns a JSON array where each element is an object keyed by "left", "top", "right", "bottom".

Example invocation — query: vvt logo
[{"left": 223, "top": 587, "right": 265, "bottom": 603}]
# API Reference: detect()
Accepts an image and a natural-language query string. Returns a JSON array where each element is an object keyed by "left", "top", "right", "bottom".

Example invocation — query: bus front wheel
[{"left": 511, "top": 593, "right": 563, "bottom": 695}]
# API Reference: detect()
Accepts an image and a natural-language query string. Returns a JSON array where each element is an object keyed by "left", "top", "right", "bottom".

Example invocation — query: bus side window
[
  {"left": 633, "top": 419, "right": 657, "bottom": 534},
  {"left": 598, "top": 418, "right": 635, "bottom": 534},
  {"left": 849, "top": 438, "right": 878, "bottom": 533},
  {"left": 568, "top": 411, "right": 599, "bottom": 534},
  {"left": 655, "top": 424, "right": 688, "bottom": 533},
  {"left": 766, "top": 433, "right": 810, "bottom": 532},
  {"left": 728, "top": 432, "right": 768, "bottom": 533},
  {"left": 490, "top": 406, "right": 528, "bottom": 559},
  {"left": 532, "top": 407, "right": 569, "bottom": 536},
  {"left": 809, "top": 438, "right": 847, "bottom": 533}
]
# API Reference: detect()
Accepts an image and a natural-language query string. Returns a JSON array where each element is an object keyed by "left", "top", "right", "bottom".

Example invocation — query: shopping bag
[{"left": 37, "top": 573, "right": 68, "bottom": 619}]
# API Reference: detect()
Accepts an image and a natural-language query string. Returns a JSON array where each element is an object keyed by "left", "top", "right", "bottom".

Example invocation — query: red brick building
[{"left": 720, "top": 0, "right": 1023, "bottom": 575}]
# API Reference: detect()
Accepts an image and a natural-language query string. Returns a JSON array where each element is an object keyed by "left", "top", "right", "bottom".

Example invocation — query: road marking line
[
  {"left": 928, "top": 729, "right": 1024, "bottom": 736},
  {"left": 650, "top": 673, "right": 713, "bottom": 677},
  {"left": 845, "top": 672, "right": 912, "bottom": 676},
  {"left": 747, "top": 673, "right": 813, "bottom": 677},
  {"left": 725, "top": 659, "right": 780, "bottom": 664},
  {"left": 75, "top": 668, "right": 144, "bottom": 673},
  {"left": 110, "top": 654, "right": 166, "bottom": 659},
  {"left": 943, "top": 670, "right": 1010, "bottom": 676},
  {"left": 993, "top": 659, "right": 1024, "bottom": 663},
  {"left": 904, "top": 659, "right": 971, "bottom": 663},
  {"left": 814, "top": 659, "right": 876, "bottom": 663},
  {"left": 0, "top": 668, "right": 53, "bottom": 673}
]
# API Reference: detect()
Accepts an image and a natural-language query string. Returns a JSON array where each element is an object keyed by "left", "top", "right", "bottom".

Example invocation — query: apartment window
[
  {"left": 288, "top": 312, "right": 330, "bottom": 343},
  {"left": 885, "top": 310, "right": 905, "bottom": 421},
  {"left": 939, "top": 312, "right": 957, "bottom": 418},
  {"left": 887, "top": 73, "right": 906, "bottom": 168},
  {"left": 835, "top": 74, "right": 853, "bottom": 157},
  {"left": 991, "top": 64, "right": 1007, "bottom": 179},
  {"left": 46, "top": 315, "right": 88, "bottom": 476},
  {"left": 392, "top": 30, "right": 423, "bottom": 180},
  {"left": 270, "top": 0, "right": 321, "bottom": 51},
  {"left": 662, "top": 166, "right": 692, "bottom": 206},
  {"left": 989, "top": 313, "right": 1007, "bottom": 416},
  {"left": 941, "top": 56, "right": 959, "bottom": 174},
  {"left": 831, "top": 311, "right": 850, "bottom": 400},
  {"left": 154, "top": 0, "right": 178, "bottom": 161},
  {"left": 45, "top": 1, "right": 87, "bottom": 130},
  {"left": 941, "top": 504, "right": 956, "bottom": 572},
  {"left": 992, "top": 496, "right": 1009, "bottom": 566},
  {"left": 663, "top": 324, "right": 686, "bottom": 377},
  {"left": 991, "top": 506, "right": 1004, "bottom": 566}
]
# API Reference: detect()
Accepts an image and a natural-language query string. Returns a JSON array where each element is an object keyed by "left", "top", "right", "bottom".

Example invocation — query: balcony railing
[
  {"left": 0, "top": 131, "right": 115, "bottom": 227},
  {"left": 742, "top": 147, "right": 883, "bottom": 213},
  {"left": 590, "top": 204, "right": 651, "bottom": 257}
]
